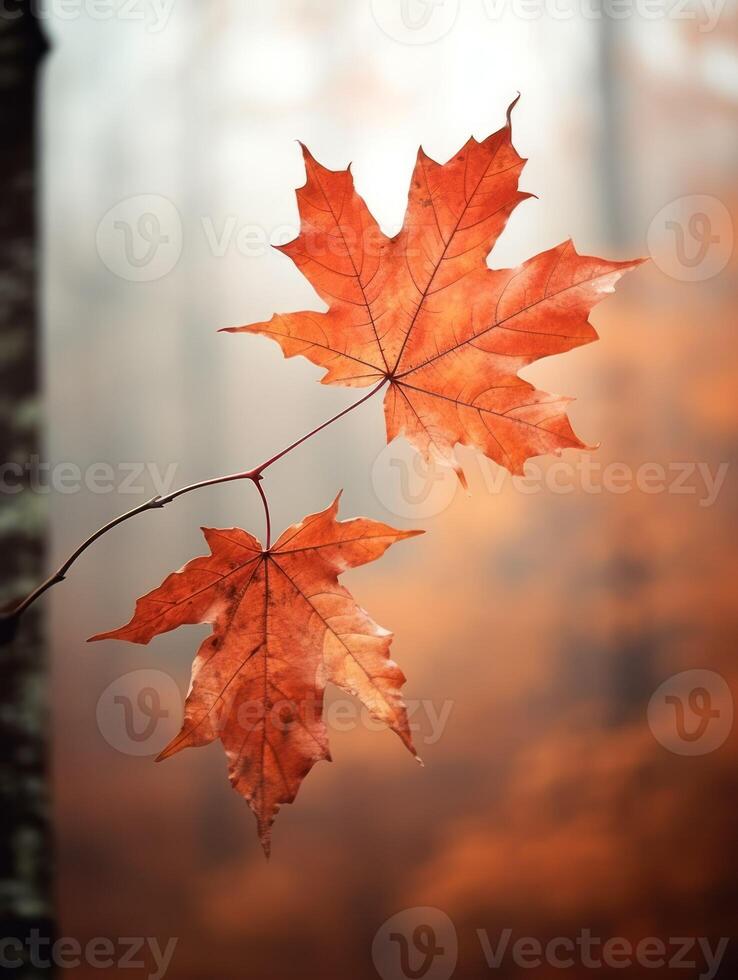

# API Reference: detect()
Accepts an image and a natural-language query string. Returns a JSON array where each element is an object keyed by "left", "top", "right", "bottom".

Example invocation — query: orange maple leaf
[
  {"left": 226, "top": 100, "right": 643, "bottom": 480},
  {"left": 90, "top": 496, "right": 422, "bottom": 854}
]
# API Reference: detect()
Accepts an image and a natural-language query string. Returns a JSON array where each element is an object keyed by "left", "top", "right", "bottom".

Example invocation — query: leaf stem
[
  {"left": 253, "top": 478, "right": 272, "bottom": 551},
  {"left": 254, "top": 377, "right": 387, "bottom": 476},
  {"left": 0, "top": 377, "right": 388, "bottom": 637}
]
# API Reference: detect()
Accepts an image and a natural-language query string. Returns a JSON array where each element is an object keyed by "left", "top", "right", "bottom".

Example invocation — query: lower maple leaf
[{"left": 89, "top": 494, "right": 422, "bottom": 854}]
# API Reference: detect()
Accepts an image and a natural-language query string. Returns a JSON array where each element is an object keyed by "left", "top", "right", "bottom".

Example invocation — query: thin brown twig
[{"left": 0, "top": 377, "right": 388, "bottom": 638}]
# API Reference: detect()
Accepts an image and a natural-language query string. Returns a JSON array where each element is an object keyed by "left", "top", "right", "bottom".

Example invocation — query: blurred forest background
[{"left": 2, "top": 0, "right": 737, "bottom": 977}]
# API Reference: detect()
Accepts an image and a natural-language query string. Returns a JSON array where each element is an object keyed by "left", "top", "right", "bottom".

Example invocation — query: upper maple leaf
[
  {"left": 225, "top": 100, "right": 642, "bottom": 480},
  {"left": 90, "top": 495, "right": 422, "bottom": 854}
]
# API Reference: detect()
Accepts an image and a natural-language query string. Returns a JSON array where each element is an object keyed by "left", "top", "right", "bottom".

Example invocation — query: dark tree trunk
[{"left": 0, "top": 3, "right": 53, "bottom": 974}]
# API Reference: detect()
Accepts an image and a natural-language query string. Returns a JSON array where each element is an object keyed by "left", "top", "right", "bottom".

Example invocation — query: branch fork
[{"left": 0, "top": 379, "right": 388, "bottom": 643}]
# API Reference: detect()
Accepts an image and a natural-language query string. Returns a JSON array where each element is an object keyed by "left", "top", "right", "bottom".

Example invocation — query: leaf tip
[
  {"left": 87, "top": 627, "right": 126, "bottom": 643},
  {"left": 398, "top": 528, "right": 426, "bottom": 544},
  {"left": 258, "top": 817, "right": 274, "bottom": 859},
  {"left": 506, "top": 92, "right": 521, "bottom": 127},
  {"left": 156, "top": 728, "right": 189, "bottom": 762}
]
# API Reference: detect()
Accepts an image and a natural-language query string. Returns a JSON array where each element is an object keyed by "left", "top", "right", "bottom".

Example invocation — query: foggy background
[{"left": 30, "top": 0, "right": 738, "bottom": 976}]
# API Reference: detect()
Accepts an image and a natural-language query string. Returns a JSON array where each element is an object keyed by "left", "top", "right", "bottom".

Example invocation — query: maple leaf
[
  {"left": 225, "top": 99, "right": 643, "bottom": 481},
  {"left": 90, "top": 495, "right": 422, "bottom": 854}
]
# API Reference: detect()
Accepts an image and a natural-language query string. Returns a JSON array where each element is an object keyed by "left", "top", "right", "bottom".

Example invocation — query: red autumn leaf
[
  {"left": 226, "top": 99, "right": 643, "bottom": 481},
  {"left": 90, "top": 495, "right": 422, "bottom": 854}
]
